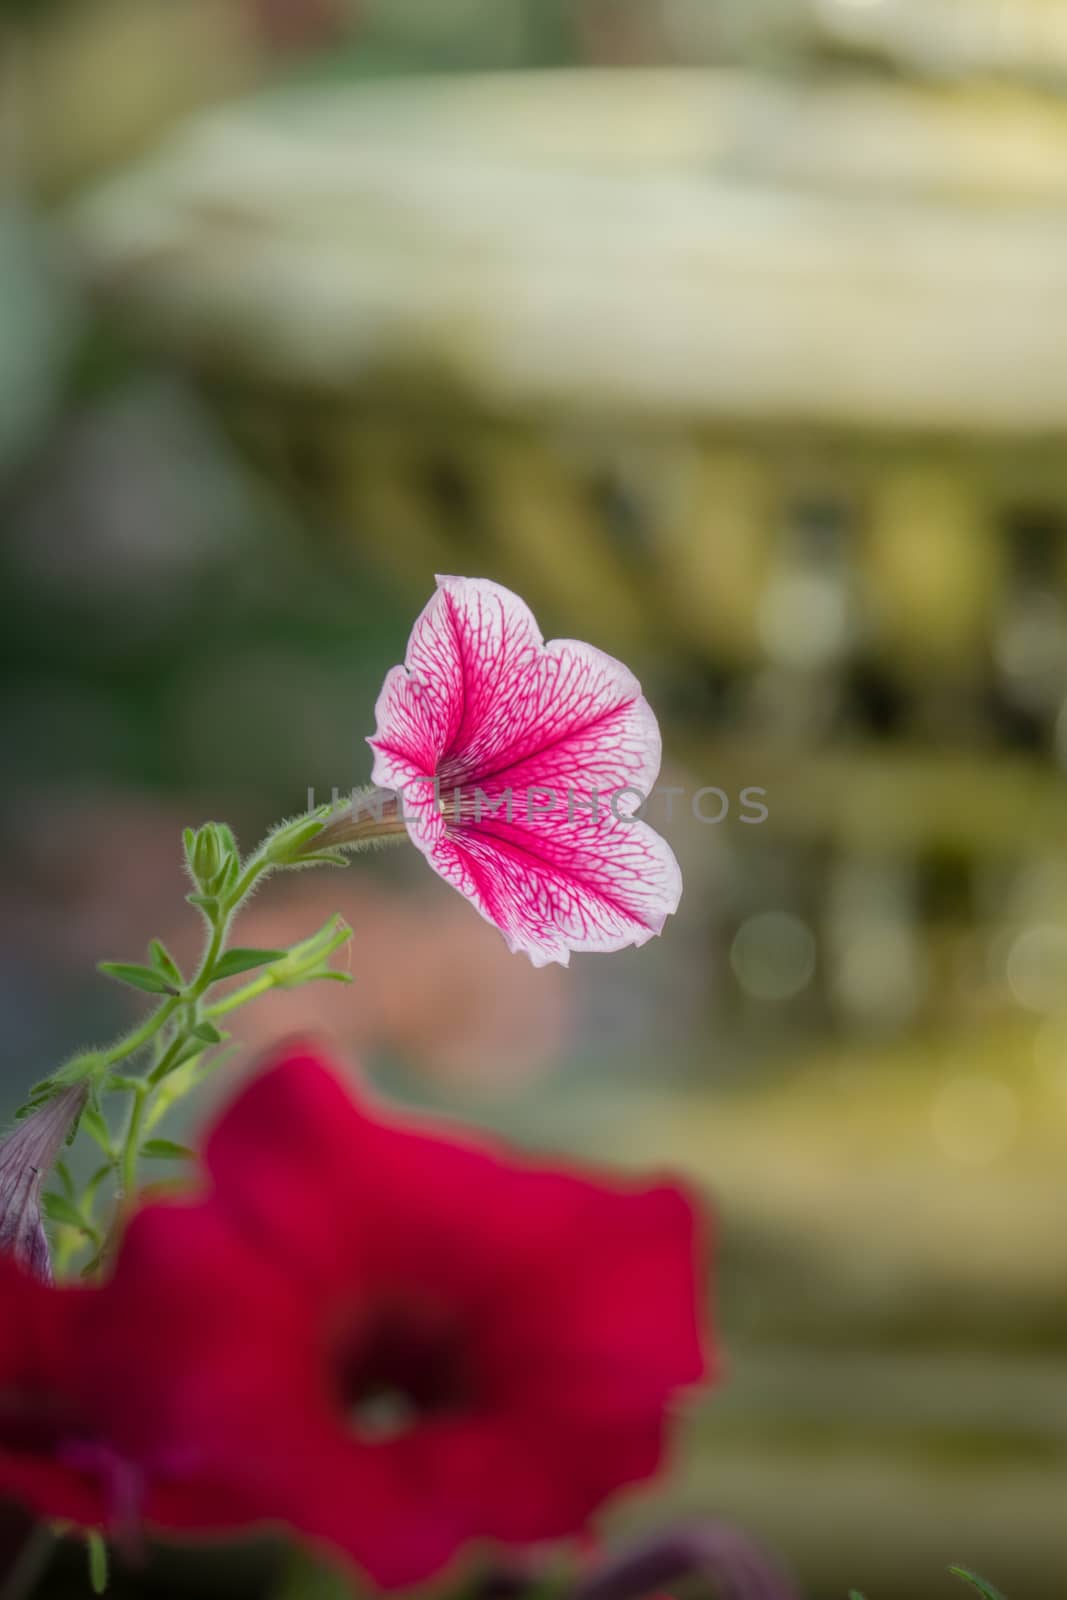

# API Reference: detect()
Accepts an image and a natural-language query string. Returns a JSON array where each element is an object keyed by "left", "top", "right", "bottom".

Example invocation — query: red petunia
[
  {"left": 0, "top": 1201, "right": 312, "bottom": 1542},
  {"left": 0, "top": 1042, "right": 713, "bottom": 1589},
  {"left": 184, "top": 1041, "right": 713, "bottom": 1586}
]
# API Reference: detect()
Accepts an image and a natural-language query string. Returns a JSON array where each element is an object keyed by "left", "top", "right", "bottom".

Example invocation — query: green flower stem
[
  {"left": 202, "top": 971, "right": 275, "bottom": 1020},
  {"left": 122, "top": 857, "right": 279, "bottom": 1184},
  {"left": 189, "top": 917, "right": 228, "bottom": 999},
  {"left": 310, "top": 787, "right": 407, "bottom": 854},
  {"left": 34, "top": 805, "right": 380, "bottom": 1269},
  {"left": 101, "top": 996, "right": 180, "bottom": 1068},
  {"left": 145, "top": 1025, "right": 194, "bottom": 1088},
  {"left": 33, "top": 790, "right": 413, "bottom": 1274},
  {"left": 119, "top": 1084, "right": 148, "bottom": 1200},
  {"left": 204, "top": 914, "right": 354, "bottom": 1023},
  {"left": 226, "top": 853, "right": 274, "bottom": 909}
]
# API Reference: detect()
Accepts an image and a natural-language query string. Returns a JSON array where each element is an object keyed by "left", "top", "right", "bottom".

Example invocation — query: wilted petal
[
  {"left": 369, "top": 576, "right": 681, "bottom": 965},
  {"left": 0, "top": 1086, "right": 87, "bottom": 1283}
]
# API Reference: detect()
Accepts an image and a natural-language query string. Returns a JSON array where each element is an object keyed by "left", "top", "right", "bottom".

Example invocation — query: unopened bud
[
  {"left": 0, "top": 1085, "right": 88, "bottom": 1282},
  {"left": 192, "top": 825, "right": 224, "bottom": 890}
]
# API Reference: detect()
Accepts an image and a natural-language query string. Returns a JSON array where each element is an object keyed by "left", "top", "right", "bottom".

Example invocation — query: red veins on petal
[{"left": 369, "top": 576, "right": 682, "bottom": 966}]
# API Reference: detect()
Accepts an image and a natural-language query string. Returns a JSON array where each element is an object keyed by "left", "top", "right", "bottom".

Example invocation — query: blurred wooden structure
[{"left": 66, "top": 67, "right": 1067, "bottom": 1031}]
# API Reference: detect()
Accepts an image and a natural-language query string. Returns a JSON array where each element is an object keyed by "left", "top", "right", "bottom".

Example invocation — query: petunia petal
[
  {"left": 0, "top": 1256, "right": 104, "bottom": 1526},
  {"left": 370, "top": 576, "right": 661, "bottom": 798},
  {"left": 200, "top": 1040, "right": 374, "bottom": 1295},
  {"left": 368, "top": 576, "right": 679, "bottom": 964},
  {"left": 197, "top": 1047, "right": 711, "bottom": 1585},
  {"left": 0, "top": 1047, "right": 713, "bottom": 1587},
  {"left": 395, "top": 783, "right": 682, "bottom": 967}
]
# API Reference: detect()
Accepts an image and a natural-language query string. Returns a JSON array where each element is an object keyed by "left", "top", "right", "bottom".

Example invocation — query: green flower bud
[
  {"left": 192, "top": 824, "right": 223, "bottom": 887},
  {"left": 185, "top": 822, "right": 238, "bottom": 898}
]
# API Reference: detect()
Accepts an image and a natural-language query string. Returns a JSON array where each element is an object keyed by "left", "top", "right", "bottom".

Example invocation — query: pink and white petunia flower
[{"left": 367, "top": 575, "right": 682, "bottom": 967}]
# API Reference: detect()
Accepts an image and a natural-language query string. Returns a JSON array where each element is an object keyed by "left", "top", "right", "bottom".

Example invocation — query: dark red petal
[
  {"left": 204, "top": 1047, "right": 711, "bottom": 1394},
  {"left": 499, "top": 1180, "right": 712, "bottom": 1409},
  {"left": 0, "top": 1453, "right": 107, "bottom": 1527},
  {"left": 0, "top": 1255, "right": 106, "bottom": 1524},
  {"left": 201, "top": 1039, "right": 377, "bottom": 1295},
  {"left": 86, "top": 1203, "right": 317, "bottom": 1503},
  {"left": 255, "top": 1420, "right": 469, "bottom": 1589},
  {"left": 191, "top": 1045, "right": 715, "bottom": 1581}
]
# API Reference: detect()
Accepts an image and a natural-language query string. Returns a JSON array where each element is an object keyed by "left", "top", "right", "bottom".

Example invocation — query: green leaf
[
  {"left": 142, "top": 1139, "right": 195, "bottom": 1162},
  {"left": 53, "top": 1160, "right": 75, "bottom": 1200},
  {"left": 98, "top": 962, "right": 178, "bottom": 997},
  {"left": 186, "top": 893, "right": 219, "bottom": 916},
  {"left": 42, "top": 1192, "right": 90, "bottom": 1233},
  {"left": 80, "top": 1102, "right": 114, "bottom": 1156},
  {"left": 83, "top": 1164, "right": 115, "bottom": 1206},
  {"left": 144, "top": 1046, "right": 240, "bottom": 1130},
  {"left": 105, "top": 1074, "right": 143, "bottom": 1094},
  {"left": 148, "top": 939, "right": 182, "bottom": 985},
  {"left": 87, "top": 1530, "right": 108, "bottom": 1594},
  {"left": 949, "top": 1568, "right": 1008, "bottom": 1600},
  {"left": 190, "top": 1020, "right": 224, "bottom": 1045},
  {"left": 211, "top": 948, "right": 287, "bottom": 981},
  {"left": 155, "top": 1036, "right": 210, "bottom": 1077}
]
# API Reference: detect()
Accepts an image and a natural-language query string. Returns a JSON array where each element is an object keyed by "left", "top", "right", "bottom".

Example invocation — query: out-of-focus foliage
[{"left": 0, "top": 214, "right": 78, "bottom": 477}]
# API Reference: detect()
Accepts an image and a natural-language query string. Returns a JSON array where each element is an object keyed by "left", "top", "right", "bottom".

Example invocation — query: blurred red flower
[
  {"left": 0, "top": 1204, "right": 310, "bottom": 1542},
  {"left": 0, "top": 1042, "right": 712, "bottom": 1588},
  {"left": 183, "top": 1040, "right": 713, "bottom": 1586}
]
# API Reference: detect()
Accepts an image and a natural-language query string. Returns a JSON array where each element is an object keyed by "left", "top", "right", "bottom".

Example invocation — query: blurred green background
[{"left": 4, "top": 2, "right": 1067, "bottom": 1597}]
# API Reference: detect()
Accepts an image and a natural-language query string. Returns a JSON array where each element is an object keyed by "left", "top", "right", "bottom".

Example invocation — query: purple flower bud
[{"left": 0, "top": 1085, "right": 87, "bottom": 1282}]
